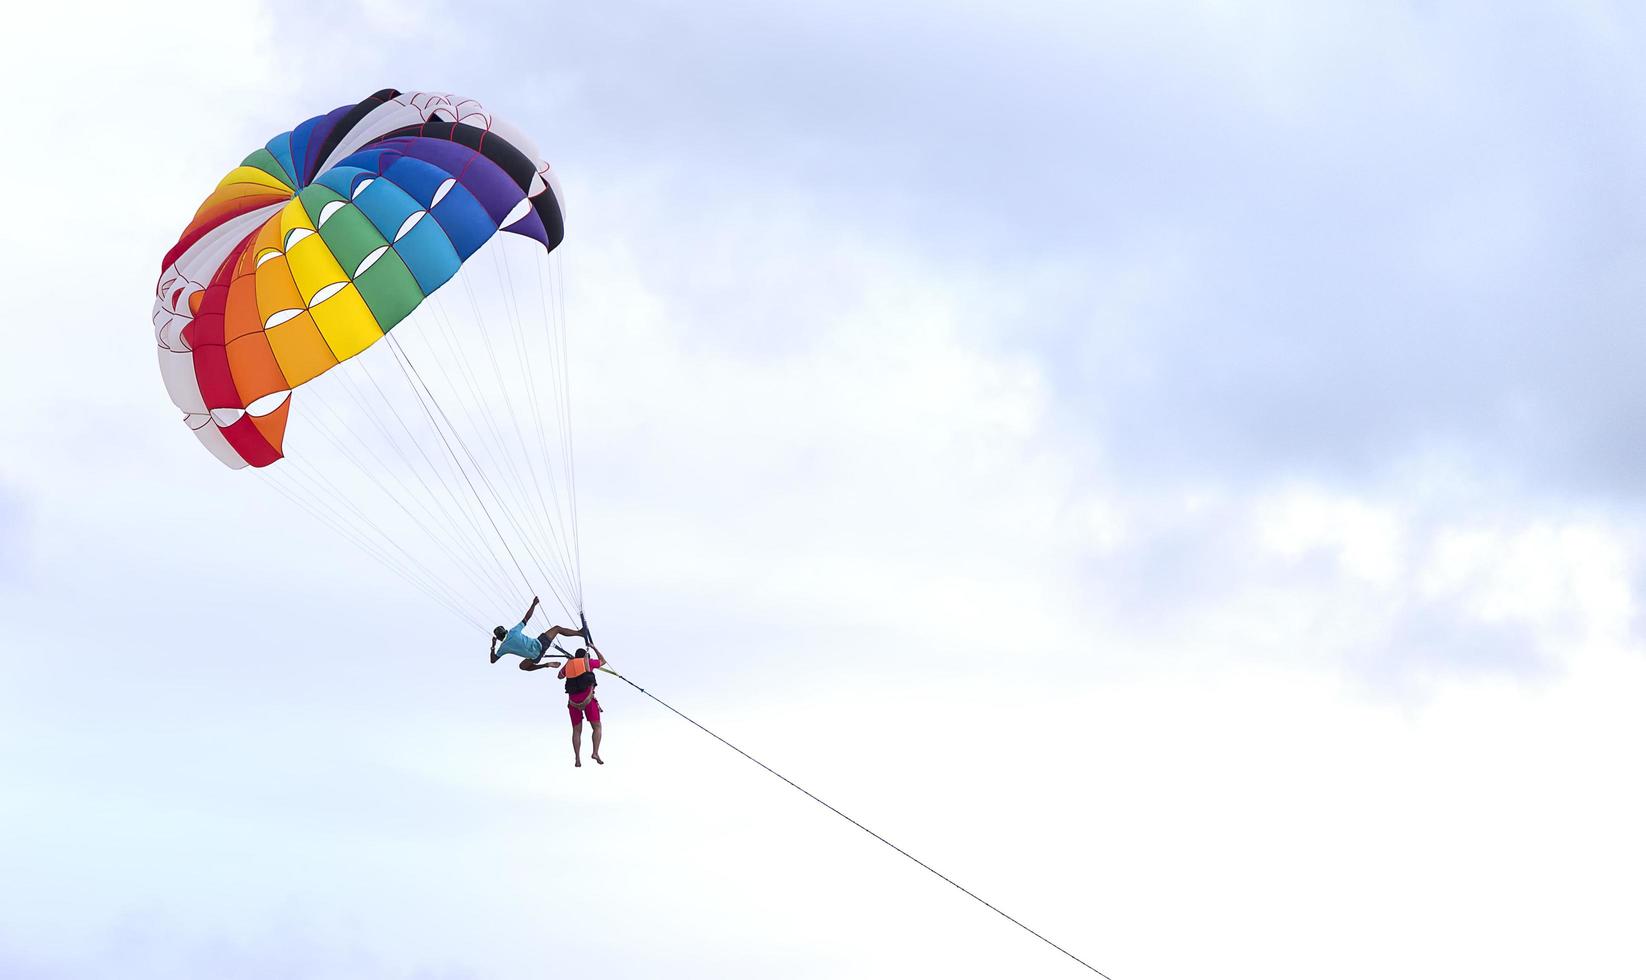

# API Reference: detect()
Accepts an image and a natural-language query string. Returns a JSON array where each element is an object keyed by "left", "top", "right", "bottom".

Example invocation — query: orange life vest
[{"left": 561, "top": 658, "right": 589, "bottom": 680}]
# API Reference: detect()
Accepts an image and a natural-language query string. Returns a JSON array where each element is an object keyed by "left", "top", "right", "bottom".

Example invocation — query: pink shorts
[{"left": 568, "top": 695, "right": 601, "bottom": 725}]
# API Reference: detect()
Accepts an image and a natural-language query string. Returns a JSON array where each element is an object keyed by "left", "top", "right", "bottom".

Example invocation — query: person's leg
[
  {"left": 570, "top": 720, "right": 583, "bottom": 767},
  {"left": 585, "top": 699, "right": 604, "bottom": 764},
  {"left": 540, "top": 625, "right": 587, "bottom": 647}
]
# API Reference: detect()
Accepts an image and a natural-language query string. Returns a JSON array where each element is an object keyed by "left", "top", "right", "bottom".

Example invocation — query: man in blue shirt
[{"left": 489, "top": 596, "right": 585, "bottom": 669}]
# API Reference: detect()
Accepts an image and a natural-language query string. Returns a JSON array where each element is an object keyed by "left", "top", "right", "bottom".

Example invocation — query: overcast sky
[{"left": 4, "top": 2, "right": 1646, "bottom": 978}]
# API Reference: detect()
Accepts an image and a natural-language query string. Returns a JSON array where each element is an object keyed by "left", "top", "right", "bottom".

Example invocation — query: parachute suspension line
[
  {"left": 385, "top": 332, "right": 577, "bottom": 619},
  {"left": 297, "top": 394, "right": 510, "bottom": 604},
  {"left": 521, "top": 247, "right": 576, "bottom": 597},
  {"left": 262, "top": 473, "right": 484, "bottom": 631},
  {"left": 495, "top": 244, "right": 582, "bottom": 608},
  {"left": 381, "top": 333, "right": 538, "bottom": 600},
  {"left": 553, "top": 253, "right": 585, "bottom": 606},
  {"left": 282, "top": 455, "right": 476, "bottom": 612},
  {"left": 471, "top": 250, "right": 581, "bottom": 608},
  {"left": 263, "top": 467, "right": 480, "bottom": 629},
  {"left": 264, "top": 462, "right": 483, "bottom": 627},
  {"left": 258, "top": 237, "right": 587, "bottom": 628},
  {"left": 363, "top": 322, "right": 549, "bottom": 606},
  {"left": 407, "top": 293, "right": 559, "bottom": 597},
  {"left": 419, "top": 284, "right": 579, "bottom": 610},
  {"left": 516, "top": 246, "right": 580, "bottom": 609},
  {"left": 447, "top": 272, "right": 555, "bottom": 564},
  {"left": 517, "top": 245, "right": 582, "bottom": 608},
  {"left": 323, "top": 367, "right": 505, "bottom": 596},
  {"left": 547, "top": 249, "right": 584, "bottom": 602},
  {"left": 465, "top": 254, "right": 578, "bottom": 605},
  {"left": 338, "top": 356, "right": 521, "bottom": 602},
  {"left": 603, "top": 668, "right": 1113, "bottom": 979}
]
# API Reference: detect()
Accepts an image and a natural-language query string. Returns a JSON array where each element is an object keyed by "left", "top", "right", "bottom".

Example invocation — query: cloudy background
[{"left": 4, "top": 2, "right": 1645, "bottom": 977}]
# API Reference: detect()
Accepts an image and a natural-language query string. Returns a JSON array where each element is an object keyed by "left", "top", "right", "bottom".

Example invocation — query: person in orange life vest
[
  {"left": 489, "top": 596, "right": 586, "bottom": 669},
  {"left": 539, "top": 643, "right": 608, "bottom": 767}
]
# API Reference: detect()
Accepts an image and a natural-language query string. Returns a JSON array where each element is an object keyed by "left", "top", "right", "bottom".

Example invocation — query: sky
[{"left": 3, "top": 1, "right": 1646, "bottom": 977}]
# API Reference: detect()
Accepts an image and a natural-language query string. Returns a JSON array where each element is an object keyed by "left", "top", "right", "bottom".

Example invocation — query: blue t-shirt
[{"left": 497, "top": 622, "right": 542, "bottom": 660}]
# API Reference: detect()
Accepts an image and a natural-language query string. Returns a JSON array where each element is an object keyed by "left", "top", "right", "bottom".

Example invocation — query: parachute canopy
[
  {"left": 154, "top": 89, "right": 565, "bottom": 470},
  {"left": 154, "top": 90, "right": 585, "bottom": 627}
]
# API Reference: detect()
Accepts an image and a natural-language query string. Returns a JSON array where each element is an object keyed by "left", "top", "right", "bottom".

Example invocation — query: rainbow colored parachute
[
  {"left": 153, "top": 90, "right": 584, "bottom": 627},
  {"left": 154, "top": 89, "right": 564, "bottom": 469}
]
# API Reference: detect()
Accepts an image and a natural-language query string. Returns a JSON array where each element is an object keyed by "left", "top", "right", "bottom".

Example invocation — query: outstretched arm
[
  {"left": 588, "top": 642, "right": 609, "bottom": 669},
  {"left": 520, "top": 595, "right": 541, "bottom": 626}
]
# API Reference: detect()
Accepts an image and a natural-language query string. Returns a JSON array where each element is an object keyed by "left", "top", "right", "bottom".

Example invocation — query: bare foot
[
  {"left": 592, "top": 753, "right": 604, "bottom": 765},
  {"left": 574, "top": 759, "right": 582, "bottom": 767}
]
